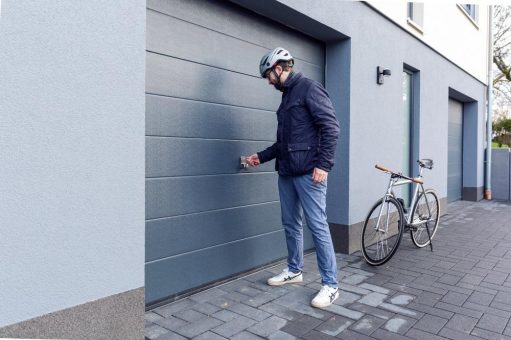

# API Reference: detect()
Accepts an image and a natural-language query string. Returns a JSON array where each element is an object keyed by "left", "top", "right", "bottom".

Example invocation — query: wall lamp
[{"left": 377, "top": 66, "right": 392, "bottom": 85}]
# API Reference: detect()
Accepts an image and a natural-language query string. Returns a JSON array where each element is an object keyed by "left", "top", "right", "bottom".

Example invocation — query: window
[
  {"left": 407, "top": 2, "right": 424, "bottom": 32},
  {"left": 458, "top": 4, "right": 478, "bottom": 26},
  {"left": 462, "top": 4, "right": 476, "bottom": 19}
]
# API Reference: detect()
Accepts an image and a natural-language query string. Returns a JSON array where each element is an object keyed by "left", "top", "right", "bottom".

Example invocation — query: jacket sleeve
[
  {"left": 305, "top": 81, "right": 340, "bottom": 172},
  {"left": 257, "top": 142, "right": 278, "bottom": 163}
]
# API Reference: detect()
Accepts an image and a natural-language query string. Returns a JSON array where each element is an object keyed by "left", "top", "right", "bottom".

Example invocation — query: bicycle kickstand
[{"left": 425, "top": 224, "right": 433, "bottom": 252}]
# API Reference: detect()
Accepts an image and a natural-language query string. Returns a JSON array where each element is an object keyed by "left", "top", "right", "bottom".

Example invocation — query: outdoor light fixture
[{"left": 377, "top": 66, "right": 392, "bottom": 85}]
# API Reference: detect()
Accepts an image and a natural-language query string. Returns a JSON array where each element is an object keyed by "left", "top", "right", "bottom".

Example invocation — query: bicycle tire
[
  {"left": 361, "top": 196, "right": 405, "bottom": 266},
  {"left": 410, "top": 189, "right": 440, "bottom": 248}
]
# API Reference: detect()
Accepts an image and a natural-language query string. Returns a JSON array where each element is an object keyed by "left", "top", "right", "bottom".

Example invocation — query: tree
[
  {"left": 493, "top": 117, "right": 511, "bottom": 147},
  {"left": 493, "top": 5, "right": 511, "bottom": 116}
]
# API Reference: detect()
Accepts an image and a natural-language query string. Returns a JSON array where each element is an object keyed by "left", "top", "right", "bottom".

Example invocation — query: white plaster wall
[{"left": 367, "top": 0, "right": 490, "bottom": 84}]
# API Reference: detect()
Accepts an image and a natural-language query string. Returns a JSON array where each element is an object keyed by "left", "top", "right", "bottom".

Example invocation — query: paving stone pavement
[{"left": 145, "top": 200, "right": 511, "bottom": 339}]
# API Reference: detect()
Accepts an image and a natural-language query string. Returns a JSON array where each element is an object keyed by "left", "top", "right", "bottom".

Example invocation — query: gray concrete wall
[
  {"left": 0, "top": 288, "right": 144, "bottom": 340},
  {"left": 0, "top": 0, "right": 145, "bottom": 334}
]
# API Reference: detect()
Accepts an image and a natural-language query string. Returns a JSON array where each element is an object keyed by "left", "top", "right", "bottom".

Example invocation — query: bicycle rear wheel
[
  {"left": 361, "top": 196, "right": 405, "bottom": 266},
  {"left": 410, "top": 189, "right": 440, "bottom": 247}
]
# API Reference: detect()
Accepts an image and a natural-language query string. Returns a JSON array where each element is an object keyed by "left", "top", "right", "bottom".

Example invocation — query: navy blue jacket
[{"left": 257, "top": 72, "right": 340, "bottom": 176}]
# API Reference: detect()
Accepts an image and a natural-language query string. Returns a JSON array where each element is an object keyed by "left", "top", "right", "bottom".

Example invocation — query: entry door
[
  {"left": 448, "top": 99, "right": 463, "bottom": 202},
  {"left": 401, "top": 71, "right": 413, "bottom": 205}
]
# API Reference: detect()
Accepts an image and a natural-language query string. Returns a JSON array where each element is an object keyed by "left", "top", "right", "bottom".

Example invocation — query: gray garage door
[
  {"left": 448, "top": 99, "right": 463, "bottom": 202},
  {"left": 145, "top": 0, "right": 326, "bottom": 305}
]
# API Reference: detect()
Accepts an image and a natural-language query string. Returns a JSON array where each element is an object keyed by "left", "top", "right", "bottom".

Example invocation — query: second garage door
[{"left": 145, "top": 0, "right": 326, "bottom": 305}]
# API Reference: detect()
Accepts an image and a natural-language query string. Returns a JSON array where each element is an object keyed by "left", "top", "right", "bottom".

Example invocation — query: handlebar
[{"left": 375, "top": 164, "right": 424, "bottom": 184}]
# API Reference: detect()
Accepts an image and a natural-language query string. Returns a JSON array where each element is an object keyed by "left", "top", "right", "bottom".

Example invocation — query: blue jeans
[{"left": 278, "top": 174, "right": 338, "bottom": 288}]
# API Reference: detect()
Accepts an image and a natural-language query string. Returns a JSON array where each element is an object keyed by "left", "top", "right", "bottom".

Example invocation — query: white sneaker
[
  {"left": 311, "top": 285, "right": 339, "bottom": 308},
  {"left": 267, "top": 268, "right": 303, "bottom": 286}
]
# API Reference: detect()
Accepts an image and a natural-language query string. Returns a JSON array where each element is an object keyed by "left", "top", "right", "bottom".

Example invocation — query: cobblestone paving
[{"left": 145, "top": 200, "right": 511, "bottom": 339}]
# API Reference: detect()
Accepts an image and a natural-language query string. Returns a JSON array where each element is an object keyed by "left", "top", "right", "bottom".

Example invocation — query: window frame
[
  {"left": 407, "top": 2, "right": 424, "bottom": 34},
  {"left": 457, "top": 3, "right": 479, "bottom": 28}
]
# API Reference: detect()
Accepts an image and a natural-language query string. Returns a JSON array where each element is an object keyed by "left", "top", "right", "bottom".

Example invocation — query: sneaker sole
[
  {"left": 311, "top": 290, "right": 339, "bottom": 308},
  {"left": 267, "top": 274, "right": 303, "bottom": 286}
]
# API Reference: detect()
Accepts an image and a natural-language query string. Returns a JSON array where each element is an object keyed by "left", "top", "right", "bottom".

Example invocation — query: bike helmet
[{"left": 259, "top": 47, "right": 294, "bottom": 78}]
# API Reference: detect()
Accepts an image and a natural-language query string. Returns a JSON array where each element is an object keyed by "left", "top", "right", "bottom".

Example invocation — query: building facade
[
  {"left": 145, "top": 0, "right": 489, "bottom": 307},
  {"left": 0, "top": 0, "right": 490, "bottom": 338}
]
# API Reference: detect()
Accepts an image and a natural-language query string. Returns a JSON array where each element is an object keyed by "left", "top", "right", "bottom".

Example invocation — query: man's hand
[
  {"left": 312, "top": 168, "right": 328, "bottom": 184},
  {"left": 246, "top": 154, "right": 261, "bottom": 167}
]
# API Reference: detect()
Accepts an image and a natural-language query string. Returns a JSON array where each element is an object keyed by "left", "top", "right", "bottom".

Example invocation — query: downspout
[{"left": 484, "top": 5, "right": 494, "bottom": 200}]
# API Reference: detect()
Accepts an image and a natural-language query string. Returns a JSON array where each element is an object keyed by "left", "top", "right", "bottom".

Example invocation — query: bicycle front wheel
[
  {"left": 410, "top": 189, "right": 440, "bottom": 248},
  {"left": 361, "top": 196, "right": 405, "bottom": 266}
]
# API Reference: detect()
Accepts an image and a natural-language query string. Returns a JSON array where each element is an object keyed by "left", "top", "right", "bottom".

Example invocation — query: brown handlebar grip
[{"left": 375, "top": 164, "right": 390, "bottom": 172}]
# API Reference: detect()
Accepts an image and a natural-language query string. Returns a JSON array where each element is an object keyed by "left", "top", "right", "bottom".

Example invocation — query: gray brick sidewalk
[{"left": 145, "top": 200, "right": 511, "bottom": 339}]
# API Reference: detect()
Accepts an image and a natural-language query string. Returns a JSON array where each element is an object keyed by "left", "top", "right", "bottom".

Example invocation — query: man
[{"left": 246, "top": 47, "right": 340, "bottom": 308}]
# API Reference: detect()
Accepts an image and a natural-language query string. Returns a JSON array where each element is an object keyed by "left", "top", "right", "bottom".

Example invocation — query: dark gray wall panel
[
  {"left": 146, "top": 137, "right": 275, "bottom": 177},
  {"left": 146, "top": 52, "right": 281, "bottom": 111},
  {"left": 146, "top": 202, "right": 282, "bottom": 261},
  {"left": 146, "top": 230, "right": 316, "bottom": 304},
  {"left": 147, "top": 0, "right": 325, "bottom": 67},
  {"left": 324, "top": 41, "right": 350, "bottom": 224},
  {"left": 492, "top": 149, "right": 510, "bottom": 200},
  {"left": 146, "top": 173, "right": 279, "bottom": 219},
  {"left": 146, "top": 95, "right": 277, "bottom": 140},
  {"left": 448, "top": 99, "right": 463, "bottom": 202},
  {"left": 147, "top": 9, "right": 323, "bottom": 81}
]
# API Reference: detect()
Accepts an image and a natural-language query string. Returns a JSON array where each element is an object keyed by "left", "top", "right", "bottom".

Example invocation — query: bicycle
[{"left": 361, "top": 159, "right": 440, "bottom": 266}]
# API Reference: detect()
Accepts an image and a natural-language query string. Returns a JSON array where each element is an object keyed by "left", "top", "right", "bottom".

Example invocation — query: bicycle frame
[{"left": 374, "top": 166, "right": 433, "bottom": 231}]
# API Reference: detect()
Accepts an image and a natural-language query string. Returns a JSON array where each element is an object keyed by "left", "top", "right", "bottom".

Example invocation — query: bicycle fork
[{"left": 374, "top": 176, "right": 398, "bottom": 233}]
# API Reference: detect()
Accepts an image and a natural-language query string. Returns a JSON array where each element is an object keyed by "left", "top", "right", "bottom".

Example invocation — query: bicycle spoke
[
  {"left": 410, "top": 190, "right": 440, "bottom": 248},
  {"left": 362, "top": 197, "right": 404, "bottom": 265}
]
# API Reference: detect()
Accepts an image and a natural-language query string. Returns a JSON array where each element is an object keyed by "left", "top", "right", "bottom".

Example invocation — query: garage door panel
[
  {"left": 448, "top": 178, "right": 462, "bottom": 201},
  {"left": 146, "top": 231, "right": 286, "bottom": 303},
  {"left": 296, "top": 62, "right": 324, "bottom": 83},
  {"left": 146, "top": 137, "right": 276, "bottom": 177},
  {"left": 146, "top": 230, "right": 315, "bottom": 303},
  {"left": 146, "top": 202, "right": 282, "bottom": 261},
  {"left": 447, "top": 164, "right": 462, "bottom": 175},
  {"left": 146, "top": 95, "right": 277, "bottom": 140},
  {"left": 147, "top": 52, "right": 280, "bottom": 111},
  {"left": 147, "top": 11, "right": 323, "bottom": 82},
  {"left": 147, "top": 0, "right": 325, "bottom": 67},
  {"left": 147, "top": 9, "right": 269, "bottom": 78},
  {"left": 146, "top": 173, "right": 279, "bottom": 220},
  {"left": 146, "top": 0, "right": 325, "bottom": 304}
]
